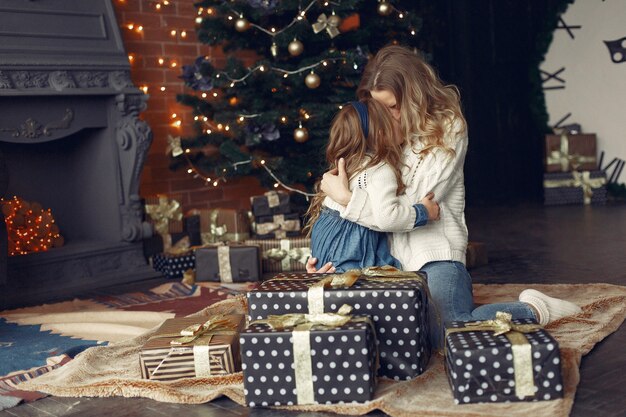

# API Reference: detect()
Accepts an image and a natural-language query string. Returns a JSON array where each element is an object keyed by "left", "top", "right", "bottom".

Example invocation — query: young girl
[{"left": 305, "top": 98, "right": 439, "bottom": 273}]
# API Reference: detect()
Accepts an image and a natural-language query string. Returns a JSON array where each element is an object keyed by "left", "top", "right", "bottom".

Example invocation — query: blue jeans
[{"left": 421, "top": 261, "right": 537, "bottom": 348}]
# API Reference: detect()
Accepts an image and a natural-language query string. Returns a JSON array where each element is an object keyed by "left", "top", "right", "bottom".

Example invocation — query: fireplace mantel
[{"left": 0, "top": 0, "right": 158, "bottom": 309}]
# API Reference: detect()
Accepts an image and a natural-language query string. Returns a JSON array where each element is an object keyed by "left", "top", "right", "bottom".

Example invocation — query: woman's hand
[
  {"left": 320, "top": 158, "right": 352, "bottom": 206},
  {"left": 306, "top": 257, "right": 336, "bottom": 274},
  {"left": 421, "top": 192, "right": 440, "bottom": 221}
]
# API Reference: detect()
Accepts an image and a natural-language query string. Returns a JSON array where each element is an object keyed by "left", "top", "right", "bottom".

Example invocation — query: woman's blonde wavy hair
[
  {"left": 303, "top": 98, "right": 405, "bottom": 235},
  {"left": 357, "top": 45, "right": 467, "bottom": 155}
]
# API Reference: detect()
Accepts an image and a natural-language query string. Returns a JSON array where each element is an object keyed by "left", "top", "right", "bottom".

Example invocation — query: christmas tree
[{"left": 174, "top": 0, "right": 430, "bottom": 195}]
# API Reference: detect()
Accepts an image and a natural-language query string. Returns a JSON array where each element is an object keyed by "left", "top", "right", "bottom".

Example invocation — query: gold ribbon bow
[
  {"left": 543, "top": 170, "right": 606, "bottom": 204},
  {"left": 145, "top": 196, "right": 183, "bottom": 247},
  {"left": 253, "top": 305, "right": 375, "bottom": 405},
  {"left": 264, "top": 247, "right": 311, "bottom": 265},
  {"left": 546, "top": 133, "right": 596, "bottom": 172},
  {"left": 312, "top": 13, "right": 340, "bottom": 38},
  {"left": 446, "top": 311, "right": 543, "bottom": 398},
  {"left": 166, "top": 134, "right": 183, "bottom": 157},
  {"left": 148, "top": 315, "right": 238, "bottom": 377}
]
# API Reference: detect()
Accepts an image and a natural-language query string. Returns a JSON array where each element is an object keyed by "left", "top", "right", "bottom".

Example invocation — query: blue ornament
[{"left": 180, "top": 57, "right": 213, "bottom": 91}]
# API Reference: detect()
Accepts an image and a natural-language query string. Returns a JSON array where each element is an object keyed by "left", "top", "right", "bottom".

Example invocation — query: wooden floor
[{"left": 3, "top": 203, "right": 625, "bottom": 417}]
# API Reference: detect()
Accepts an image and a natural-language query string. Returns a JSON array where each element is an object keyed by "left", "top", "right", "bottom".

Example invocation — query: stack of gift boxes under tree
[
  {"left": 139, "top": 268, "right": 564, "bottom": 406},
  {"left": 145, "top": 191, "right": 311, "bottom": 282},
  {"left": 543, "top": 129, "right": 607, "bottom": 205}
]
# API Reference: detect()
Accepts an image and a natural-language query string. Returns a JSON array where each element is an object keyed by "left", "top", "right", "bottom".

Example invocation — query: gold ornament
[
  {"left": 377, "top": 1, "right": 392, "bottom": 16},
  {"left": 328, "top": 12, "right": 342, "bottom": 28},
  {"left": 293, "top": 123, "right": 309, "bottom": 143},
  {"left": 288, "top": 39, "right": 304, "bottom": 56},
  {"left": 270, "top": 42, "right": 278, "bottom": 57},
  {"left": 305, "top": 71, "right": 321, "bottom": 89},
  {"left": 235, "top": 16, "right": 250, "bottom": 32}
]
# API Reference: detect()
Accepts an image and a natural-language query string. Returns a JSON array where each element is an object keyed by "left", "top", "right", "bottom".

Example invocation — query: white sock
[{"left": 519, "top": 289, "right": 582, "bottom": 326}]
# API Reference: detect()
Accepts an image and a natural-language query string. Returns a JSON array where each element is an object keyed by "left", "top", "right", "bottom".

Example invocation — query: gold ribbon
[
  {"left": 252, "top": 305, "right": 375, "bottom": 405},
  {"left": 255, "top": 214, "right": 300, "bottom": 235},
  {"left": 312, "top": 13, "right": 340, "bottom": 38},
  {"left": 446, "top": 311, "right": 542, "bottom": 398},
  {"left": 217, "top": 245, "right": 233, "bottom": 283},
  {"left": 148, "top": 315, "right": 238, "bottom": 377},
  {"left": 265, "top": 191, "right": 280, "bottom": 208},
  {"left": 263, "top": 239, "right": 311, "bottom": 271},
  {"left": 145, "top": 195, "right": 183, "bottom": 237},
  {"left": 543, "top": 170, "right": 606, "bottom": 204},
  {"left": 546, "top": 133, "right": 596, "bottom": 172}
]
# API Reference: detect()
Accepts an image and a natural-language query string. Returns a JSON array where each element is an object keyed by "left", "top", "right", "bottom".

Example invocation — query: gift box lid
[{"left": 142, "top": 314, "right": 245, "bottom": 351}]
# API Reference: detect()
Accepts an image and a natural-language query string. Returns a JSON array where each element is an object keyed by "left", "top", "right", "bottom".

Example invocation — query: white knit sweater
[
  {"left": 322, "top": 161, "right": 417, "bottom": 231},
  {"left": 339, "top": 121, "right": 469, "bottom": 270}
]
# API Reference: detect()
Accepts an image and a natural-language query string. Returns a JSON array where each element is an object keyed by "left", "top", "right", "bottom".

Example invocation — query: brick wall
[{"left": 113, "top": 0, "right": 268, "bottom": 211}]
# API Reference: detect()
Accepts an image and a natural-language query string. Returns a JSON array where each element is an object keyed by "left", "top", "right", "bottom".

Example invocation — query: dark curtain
[{"left": 430, "top": 0, "right": 573, "bottom": 205}]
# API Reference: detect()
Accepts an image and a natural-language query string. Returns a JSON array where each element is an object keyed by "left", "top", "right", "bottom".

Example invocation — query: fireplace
[{"left": 0, "top": 0, "right": 157, "bottom": 309}]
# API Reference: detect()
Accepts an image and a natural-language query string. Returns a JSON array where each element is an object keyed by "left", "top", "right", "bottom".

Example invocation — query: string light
[
  {"left": 180, "top": 154, "right": 315, "bottom": 198},
  {"left": 158, "top": 58, "right": 165, "bottom": 65},
  {"left": 1, "top": 196, "right": 64, "bottom": 256}
]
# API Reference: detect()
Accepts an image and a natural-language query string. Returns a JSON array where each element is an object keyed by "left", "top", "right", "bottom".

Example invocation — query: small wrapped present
[
  {"left": 186, "top": 208, "right": 251, "bottom": 245},
  {"left": 140, "top": 314, "right": 244, "bottom": 381},
  {"left": 145, "top": 195, "right": 184, "bottom": 235},
  {"left": 194, "top": 244, "right": 262, "bottom": 282},
  {"left": 241, "top": 305, "right": 378, "bottom": 406},
  {"left": 247, "top": 267, "right": 431, "bottom": 380},
  {"left": 543, "top": 170, "right": 607, "bottom": 206},
  {"left": 244, "top": 237, "right": 311, "bottom": 273},
  {"left": 545, "top": 133, "right": 597, "bottom": 172},
  {"left": 445, "top": 312, "right": 564, "bottom": 404},
  {"left": 250, "top": 191, "right": 291, "bottom": 217},
  {"left": 152, "top": 250, "right": 195, "bottom": 279},
  {"left": 466, "top": 241, "right": 488, "bottom": 270}
]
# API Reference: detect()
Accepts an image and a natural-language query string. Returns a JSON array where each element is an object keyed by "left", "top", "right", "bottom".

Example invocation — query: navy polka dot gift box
[
  {"left": 445, "top": 314, "right": 564, "bottom": 404},
  {"left": 152, "top": 252, "right": 195, "bottom": 279},
  {"left": 247, "top": 271, "right": 431, "bottom": 380},
  {"left": 241, "top": 316, "right": 378, "bottom": 407}
]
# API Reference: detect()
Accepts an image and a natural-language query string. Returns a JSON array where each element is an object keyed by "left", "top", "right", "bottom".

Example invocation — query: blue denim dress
[{"left": 311, "top": 207, "right": 401, "bottom": 273}]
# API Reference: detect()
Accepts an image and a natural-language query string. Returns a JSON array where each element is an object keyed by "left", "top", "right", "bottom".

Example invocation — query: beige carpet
[{"left": 19, "top": 283, "right": 626, "bottom": 417}]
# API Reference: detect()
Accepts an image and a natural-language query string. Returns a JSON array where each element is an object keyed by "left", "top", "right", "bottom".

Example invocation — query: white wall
[{"left": 542, "top": 0, "right": 626, "bottom": 169}]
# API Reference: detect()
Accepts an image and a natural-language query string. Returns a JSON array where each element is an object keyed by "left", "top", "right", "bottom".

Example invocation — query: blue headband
[{"left": 349, "top": 101, "right": 369, "bottom": 138}]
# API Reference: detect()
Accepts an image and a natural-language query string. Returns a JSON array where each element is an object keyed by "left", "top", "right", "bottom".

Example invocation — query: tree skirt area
[
  {"left": 13, "top": 282, "right": 626, "bottom": 417},
  {"left": 0, "top": 282, "right": 250, "bottom": 409}
]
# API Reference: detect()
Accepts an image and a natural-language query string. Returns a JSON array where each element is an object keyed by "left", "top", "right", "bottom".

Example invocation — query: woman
[{"left": 307, "top": 45, "right": 581, "bottom": 341}]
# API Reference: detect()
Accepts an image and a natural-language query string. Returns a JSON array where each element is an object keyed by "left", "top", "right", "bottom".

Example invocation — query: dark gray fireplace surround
[{"left": 0, "top": 0, "right": 159, "bottom": 309}]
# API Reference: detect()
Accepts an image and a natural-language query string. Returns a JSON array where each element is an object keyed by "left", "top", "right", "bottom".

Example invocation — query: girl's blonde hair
[
  {"left": 357, "top": 45, "right": 467, "bottom": 155},
  {"left": 303, "top": 98, "right": 405, "bottom": 235}
]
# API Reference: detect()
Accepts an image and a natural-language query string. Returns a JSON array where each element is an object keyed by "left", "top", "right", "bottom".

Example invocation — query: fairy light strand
[
  {"left": 182, "top": 155, "right": 315, "bottom": 198},
  {"left": 225, "top": 0, "right": 318, "bottom": 38}
]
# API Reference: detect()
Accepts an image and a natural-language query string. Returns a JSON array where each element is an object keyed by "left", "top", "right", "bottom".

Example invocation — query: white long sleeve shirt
[
  {"left": 339, "top": 120, "right": 469, "bottom": 271},
  {"left": 322, "top": 161, "right": 417, "bottom": 232}
]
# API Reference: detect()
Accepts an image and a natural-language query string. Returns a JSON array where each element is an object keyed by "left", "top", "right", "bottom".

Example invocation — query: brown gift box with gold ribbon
[
  {"left": 139, "top": 314, "right": 244, "bottom": 381},
  {"left": 243, "top": 237, "right": 310, "bottom": 273},
  {"left": 445, "top": 312, "right": 563, "bottom": 404},
  {"left": 186, "top": 208, "right": 251, "bottom": 244},
  {"left": 241, "top": 306, "right": 378, "bottom": 406},
  {"left": 544, "top": 133, "right": 597, "bottom": 172},
  {"left": 194, "top": 244, "right": 262, "bottom": 282}
]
